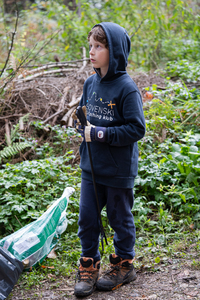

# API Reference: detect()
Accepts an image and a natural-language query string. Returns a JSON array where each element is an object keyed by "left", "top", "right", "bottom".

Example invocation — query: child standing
[{"left": 73, "top": 22, "right": 145, "bottom": 297}]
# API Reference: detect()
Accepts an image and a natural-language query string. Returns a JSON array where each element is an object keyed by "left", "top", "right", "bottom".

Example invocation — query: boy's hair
[{"left": 88, "top": 26, "right": 108, "bottom": 48}]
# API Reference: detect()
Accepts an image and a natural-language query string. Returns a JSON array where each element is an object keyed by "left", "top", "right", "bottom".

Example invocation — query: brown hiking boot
[
  {"left": 96, "top": 254, "right": 136, "bottom": 291},
  {"left": 74, "top": 257, "right": 100, "bottom": 297}
]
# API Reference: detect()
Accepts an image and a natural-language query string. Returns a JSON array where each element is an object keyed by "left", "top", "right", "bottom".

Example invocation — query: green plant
[
  {"left": 0, "top": 153, "right": 81, "bottom": 235},
  {"left": 164, "top": 59, "right": 200, "bottom": 83},
  {"left": 0, "top": 142, "right": 31, "bottom": 163},
  {"left": 0, "top": 115, "right": 31, "bottom": 163},
  {"left": 1, "top": 0, "right": 199, "bottom": 70}
]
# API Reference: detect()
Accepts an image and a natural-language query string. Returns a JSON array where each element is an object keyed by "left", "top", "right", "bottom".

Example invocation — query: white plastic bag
[{"left": 0, "top": 187, "right": 74, "bottom": 270}]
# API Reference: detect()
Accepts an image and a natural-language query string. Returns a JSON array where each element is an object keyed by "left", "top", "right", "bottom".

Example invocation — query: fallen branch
[
  {"left": 19, "top": 118, "right": 24, "bottom": 131},
  {"left": 12, "top": 84, "right": 63, "bottom": 96},
  {"left": 17, "top": 62, "right": 79, "bottom": 79},
  {"left": 52, "top": 86, "right": 70, "bottom": 125},
  {"left": 78, "top": 47, "right": 87, "bottom": 73},
  {"left": 67, "top": 96, "right": 81, "bottom": 109},
  {"left": 43, "top": 108, "right": 67, "bottom": 124},
  {"left": 0, "top": 114, "right": 24, "bottom": 120},
  {"left": 39, "top": 84, "right": 64, "bottom": 95},
  {"left": 0, "top": 113, "right": 43, "bottom": 120},
  {"left": 61, "top": 93, "right": 81, "bottom": 126},
  {"left": 157, "top": 85, "right": 167, "bottom": 90},
  {"left": 60, "top": 107, "right": 75, "bottom": 126},
  {"left": 5, "top": 119, "right": 11, "bottom": 146},
  {"left": 67, "top": 116, "right": 73, "bottom": 127},
  {"left": 15, "top": 68, "right": 76, "bottom": 83},
  {"left": 19, "top": 93, "right": 31, "bottom": 112},
  {"left": 0, "top": 58, "right": 90, "bottom": 73},
  {"left": 12, "top": 133, "right": 45, "bottom": 163}
]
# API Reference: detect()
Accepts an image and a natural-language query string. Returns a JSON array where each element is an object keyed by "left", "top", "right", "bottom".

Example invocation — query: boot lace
[
  {"left": 105, "top": 265, "right": 121, "bottom": 279},
  {"left": 76, "top": 269, "right": 95, "bottom": 283}
]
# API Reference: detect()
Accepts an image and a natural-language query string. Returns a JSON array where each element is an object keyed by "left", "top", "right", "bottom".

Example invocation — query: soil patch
[{"left": 10, "top": 258, "right": 200, "bottom": 300}]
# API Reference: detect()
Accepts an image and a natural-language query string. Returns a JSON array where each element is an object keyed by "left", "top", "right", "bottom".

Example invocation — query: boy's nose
[{"left": 89, "top": 47, "right": 94, "bottom": 55}]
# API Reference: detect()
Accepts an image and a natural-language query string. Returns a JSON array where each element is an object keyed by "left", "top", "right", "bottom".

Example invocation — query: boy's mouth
[{"left": 90, "top": 59, "right": 96, "bottom": 63}]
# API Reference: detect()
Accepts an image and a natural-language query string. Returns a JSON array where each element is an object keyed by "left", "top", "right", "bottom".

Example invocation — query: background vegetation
[
  {"left": 0, "top": 0, "right": 199, "bottom": 288},
  {"left": 0, "top": 0, "right": 200, "bottom": 72}
]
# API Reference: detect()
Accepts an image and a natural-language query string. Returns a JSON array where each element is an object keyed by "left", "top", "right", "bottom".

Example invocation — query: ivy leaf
[
  {"left": 155, "top": 257, "right": 161, "bottom": 264},
  {"left": 12, "top": 204, "right": 28, "bottom": 213}
]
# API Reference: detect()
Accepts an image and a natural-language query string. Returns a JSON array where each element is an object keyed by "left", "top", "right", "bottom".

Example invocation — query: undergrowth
[{"left": 0, "top": 57, "right": 200, "bottom": 290}]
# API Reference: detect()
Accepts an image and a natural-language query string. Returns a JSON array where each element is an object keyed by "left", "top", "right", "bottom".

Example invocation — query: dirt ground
[{"left": 10, "top": 258, "right": 200, "bottom": 300}]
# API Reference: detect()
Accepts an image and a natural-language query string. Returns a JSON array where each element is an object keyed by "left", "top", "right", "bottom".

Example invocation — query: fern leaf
[{"left": 0, "top": 142, "right": 31, "bottom": 162}]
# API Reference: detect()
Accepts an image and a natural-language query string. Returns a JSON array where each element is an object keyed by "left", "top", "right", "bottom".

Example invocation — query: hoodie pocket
[{"left": 80, "top": 142, "right": 118, "bottom": 177}]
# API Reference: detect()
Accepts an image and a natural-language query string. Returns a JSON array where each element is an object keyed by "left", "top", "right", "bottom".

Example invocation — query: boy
[{"left": 73, "top": 22, "right": 145, "bottom": 297}]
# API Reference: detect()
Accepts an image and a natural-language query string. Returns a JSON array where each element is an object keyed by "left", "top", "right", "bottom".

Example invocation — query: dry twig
[{"left": 52, "top": 86, "right": 70, "bottom": 125}]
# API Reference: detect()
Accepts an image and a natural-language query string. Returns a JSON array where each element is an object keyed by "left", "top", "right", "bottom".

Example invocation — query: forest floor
[
  {"left": 9, "top": 250, "right": 200, "bottom": 300},
  {"left": 3, "top": 65, "right": 200, "bottom": 299}
]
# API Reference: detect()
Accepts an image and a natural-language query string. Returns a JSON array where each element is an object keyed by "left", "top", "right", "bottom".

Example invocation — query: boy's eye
[
  {"left": 96, "top": 44, "right": 103, "bottom": 50},
  {"left": 89, "top": 43, "right": 103, "bottom": 50}
]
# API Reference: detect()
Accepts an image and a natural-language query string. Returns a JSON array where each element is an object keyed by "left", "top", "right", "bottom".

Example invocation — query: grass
[{"left": 7, "top": 228, "right": 200, "bottom": 296}]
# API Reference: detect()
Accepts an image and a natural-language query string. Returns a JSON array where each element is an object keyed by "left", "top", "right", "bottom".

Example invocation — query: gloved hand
[
  {"left": 71, "top": 106, "right": 87, "bottom": 134},
  {"left": 71, "top": 106, "right": 106, "bottom": 142},
  {"left": 74, "top": 122, "right": 106, "bottom": 143},
  {"left": 85, "top": 124, "right": 107, "bottom": 142}
]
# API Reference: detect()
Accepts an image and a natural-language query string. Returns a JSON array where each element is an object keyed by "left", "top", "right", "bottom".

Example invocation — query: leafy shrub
[
  {"left": 165, "top": 59, "right": 200, "bottom": 83},
  {"left": 0, "top": 153, "right": 81, "bottom": 236},
  {"left": 135, "top": 136, "right": 200, "bottom": 218},
  {"left": 1, "top": 122, "right": 81, "bottom": 163},
  {"left": 133, "top": 68, "right": 200, "bottom": 233}
]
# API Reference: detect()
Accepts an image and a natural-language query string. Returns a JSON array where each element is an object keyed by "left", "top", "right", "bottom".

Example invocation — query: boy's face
[{"left": 89, "top": 36, "right": 109, "bottom": 78}]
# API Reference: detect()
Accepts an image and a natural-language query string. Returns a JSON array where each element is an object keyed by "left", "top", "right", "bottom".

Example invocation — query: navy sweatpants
[{"left": 78, "top": 178, "right": 136, "bottom": 263}]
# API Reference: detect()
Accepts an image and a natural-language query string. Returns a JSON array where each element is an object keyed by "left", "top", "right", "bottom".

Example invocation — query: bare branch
[
  {"left": 0, "top": 29, "right": 62, "bottom": 93},
  {"left": 43, "top": 108, "right": 67, "bottom": 124},
  {"left": 0, "top": 7, "right": 19, "bottom": 78},
  {"left": 129, "top": 19, "right": 145, "bottom": 39},
  {"left": 15, "top": 68, "right": 76, "bottom": 83}
]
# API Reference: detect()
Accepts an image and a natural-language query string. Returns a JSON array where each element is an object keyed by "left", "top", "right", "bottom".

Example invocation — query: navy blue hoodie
[{"left": 79, "top": 22, "right": 146, "bottom": 188}]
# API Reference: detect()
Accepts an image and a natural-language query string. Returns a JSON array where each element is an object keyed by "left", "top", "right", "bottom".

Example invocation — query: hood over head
[{"left": 92, "top": 22, "right": 131, "bottom": 81}]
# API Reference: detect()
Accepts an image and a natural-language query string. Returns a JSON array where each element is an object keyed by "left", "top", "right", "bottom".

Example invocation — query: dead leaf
[
  {"left": 47, "top": 248, "right": 57, "bottom": 259},
  {"left": 47, "top": 273, "right": 56, "bottom": 279},
  {"left": 145, "top": 92, "right": 154, "bottom": 99},
  {"left": 41, "top": 265, "right": 55, "bottom": 269},
  {"left": 189, "top": 223, "right": 195, "bottom": 230}
]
